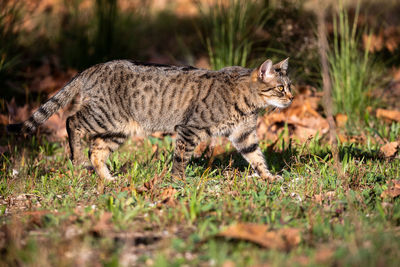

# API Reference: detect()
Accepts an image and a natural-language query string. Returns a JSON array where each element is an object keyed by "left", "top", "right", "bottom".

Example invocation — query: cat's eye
[{"left": 277, "top": 86, "right": 284, "bottom": 91}]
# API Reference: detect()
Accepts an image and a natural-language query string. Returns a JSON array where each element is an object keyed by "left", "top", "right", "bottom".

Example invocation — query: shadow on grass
[
  {"left": 189, "top": 143, "right": 298, "bottom": 175},
  {"left": 190, "top": 139, "right": 389, "bottom": 177},
  {"left": 2, "top": 133, "right": 391, "bottom": 181}
]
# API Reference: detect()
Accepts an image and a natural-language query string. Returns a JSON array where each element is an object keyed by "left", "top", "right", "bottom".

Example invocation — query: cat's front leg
[{"left": 229, "top": 124, "right": 277, "bottom": 181}]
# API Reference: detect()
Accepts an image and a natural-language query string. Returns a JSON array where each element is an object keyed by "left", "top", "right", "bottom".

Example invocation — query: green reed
[
  {"left": 200, "top": 0, "right": 269, "bottom": 70},
  {"left": 328, "top": 2, "right": 374, "bottom": 122}
]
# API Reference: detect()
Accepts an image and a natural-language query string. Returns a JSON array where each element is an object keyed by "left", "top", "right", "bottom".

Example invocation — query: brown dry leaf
[
  {"left": 151, "top": 144, "right": 158, "bottom": 154},
  {"left": 381, "top": 180, "right": 400, "bottom": 199},
  {"left": 293, "top": 125, "right": 320, "bottom": 142},
  {"left": 338, "top": 134, "right": 348, "bottom": 143},
  {"left": 259, "top": 86, "right": 329, "bottom": 142},
  {"left": 335, "top": 113, "right": 348, "bottom": 128},
  {"left": 36, "top": 75, "right": 59, "bottom": 93},
  {"left": 380, "top": 142, "right": 399, "bottom": 158},
  {"left": 42, "top": 112, "right": 67, "bottom": 140},
  {"left": 193, "top": 141, "right": 210, "bottom": 157},
  {"left": 144, "top": 175, "right": 161, "bottom": 191},
  {"left": 393, "top": 67, "right": 400, "bottom": 81},
  {"left": 91, "top": 212, "right": 113, "bottom": 235},
  {"left": 218, "top": 223, "right": 300, "bottom": 251},
  {"left": 211, "top": 144, "right": 226, "bottom": 157},
  {"left": 315, "top": 246, "right": 335, "bottom": 264},
  {"left": 364, "top": 33, "right": 383, "bottom": 52},
  {"left": 7, "top": 99, "right": 30, "bottom": 122},
  {"left": 376, "top": 108, "right": 400, "bottom": 122},
  {"left": 0, "top": 114, "right": 8, "bottom": 125},
  {"left": 138, "top": 168, "right": 168, "bottom": 195},
  {"left": 121, "top": 187, "right": 131, "bottom": 192},
  {"left": 29, "top": 64, "right": 77, "bottom": 93},
  {"left": 222, "top": 260, "right": 236, "bottom": 267},
  {"left": 207, "top": 143, "right": 227, "bottom": 167},
  {"left": 23, "top": 210, "right": 53, "bottom": 226},
  {"left": 158, "top": 187, "right": 178, "bottom": 206},
  {"left": 313, "top": 191, "right": 336, "bottom": 203},
  {"left": 151, "top": 131, "right": 165, "bottom": 139},
  {"left": 195, "top": 56, "right": 211, "bottom": 70}
]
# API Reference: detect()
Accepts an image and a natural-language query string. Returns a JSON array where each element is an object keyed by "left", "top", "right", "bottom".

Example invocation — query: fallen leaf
[
  {"left": 91, "top": 212, "right": 113, "bottom": 236},
  {"left": 338, "top": 134, "right": 348, "bottom": 143},
  {"left": 193, "top": 141, "right": 210, "bottom": 157},
  {"left": 218, "top": 223, "right": 300, "bottom": 251},
  {"left": 381, "top": 180, "right": 400, "bottom": 198},
  {"left": 376, "top": 108, "right": 400, "bottom": 122},
  {"left": 393, "top": 67, "right": 400, "bottom": 81},
  {"left": 195, "top": 56, "right": 211, "bottom": 70},
  {"left": 42, "top": 112, "right": 67, "bottom": 140},
  {"left": 23, "top": 210, "right": 53, "bottom": 226},
  {"left": 335, "top": 113, "right": 348, "bottom": 128},
  {"left": 158, "top": 187, "right": 178, "bottom": 206},
  {"left": 364, "top": 33, "right": 383, "bottom": 52},
  {"left": 144, "top": 175, "right": 161, "bottom": 191},
  {"left": 315, "top": 246, "right": 335, "bottom": 264},
  {"left": 259, "top": 87, "right": 329, "bottom": 142},
  {"left": 380, "top": 142, "right": 399, "bottom": 158},
  {"left": 222, "top": 260, "right": 236, "bottom": 267},
  {"left": 313, "top": 191, "right": 336, "bottom": 203},
  {"left": 7, "top": 99, "right": 30, "bottom": 122},
  {"left": 0, "top": 114, "right": 8, "bottom": 125}
]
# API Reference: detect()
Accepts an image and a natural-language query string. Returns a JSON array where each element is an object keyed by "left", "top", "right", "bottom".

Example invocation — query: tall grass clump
[
  {"left": 199, "top": 0, "right": 269, "bottom": 70},
  {"left": 329, "top": 3, "right": 375, "bottom": 122}
]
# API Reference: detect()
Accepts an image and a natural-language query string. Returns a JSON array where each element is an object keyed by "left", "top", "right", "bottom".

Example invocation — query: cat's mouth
[{"left": 266, "top": 99, "right": 292, "bottom": 109}]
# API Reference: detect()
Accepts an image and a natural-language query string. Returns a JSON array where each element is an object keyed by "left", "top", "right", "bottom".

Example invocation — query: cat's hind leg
[{"left": 89, "top": 133, "right": 127, "bottom": 181}]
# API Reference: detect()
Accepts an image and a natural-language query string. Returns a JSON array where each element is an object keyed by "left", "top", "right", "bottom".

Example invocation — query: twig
[{"left": 316, "top": 1, "right": 343, "bottom": 179}]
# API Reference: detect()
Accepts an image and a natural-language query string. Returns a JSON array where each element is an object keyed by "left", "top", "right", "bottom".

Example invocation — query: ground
[{"left": 1, "top": 130, "right": 399, "bottom": 266}]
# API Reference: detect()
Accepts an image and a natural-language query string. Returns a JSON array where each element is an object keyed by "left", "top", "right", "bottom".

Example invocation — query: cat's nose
[{"left": 287, "top": 93, "right": 294, "bottom": 101}]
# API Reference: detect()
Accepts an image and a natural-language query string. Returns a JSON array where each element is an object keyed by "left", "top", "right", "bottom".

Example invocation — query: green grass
[
  {"left": 198, "top": 0, "right": 269, "bottom": 70},
  {"left": 329, "top": 2, "right": 380, "bottom": 124},
  {"left": 1, "top": 128, "right": 399, "bottom": 266}
]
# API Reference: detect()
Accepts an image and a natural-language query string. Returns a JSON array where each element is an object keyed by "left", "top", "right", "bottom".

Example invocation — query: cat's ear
[
  {"left": 274, "top": 57, "right": 289, "bottom": 72},
  {"left": 258, "top": 59, "right": 274, "bottom": 82}
]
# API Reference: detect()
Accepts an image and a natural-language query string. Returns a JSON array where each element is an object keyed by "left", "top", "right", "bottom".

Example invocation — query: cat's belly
[{"left": 137, "top": 113, "right": 183, "bottom": 133}]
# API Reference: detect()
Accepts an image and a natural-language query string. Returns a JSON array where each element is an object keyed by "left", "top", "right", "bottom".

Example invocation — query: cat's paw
[
  {"left": 249, "top": 172, "right": 283, "bottom": 183},
  {"left": 261, "top": 173, "right": 283, "bottom": 183},
  {"left": 269, "top": 174, "right": 283, "bottom": 182},
  {"left": 104, "top": 175, "right": 116, "bottom": 182}
]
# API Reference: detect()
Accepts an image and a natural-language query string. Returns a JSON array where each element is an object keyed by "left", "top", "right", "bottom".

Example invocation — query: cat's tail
[{"left": 7, "top": 74, "right": 82, "bottom": 135}]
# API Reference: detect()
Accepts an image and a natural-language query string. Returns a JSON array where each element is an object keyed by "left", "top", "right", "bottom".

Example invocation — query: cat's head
[{"left": 252, "top": 58, "right": 293, "bottom": 108}]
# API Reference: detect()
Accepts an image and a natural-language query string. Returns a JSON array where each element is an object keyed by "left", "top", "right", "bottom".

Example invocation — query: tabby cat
[{"left": 7, "top": 58, "right": 293, "bottom": 181}]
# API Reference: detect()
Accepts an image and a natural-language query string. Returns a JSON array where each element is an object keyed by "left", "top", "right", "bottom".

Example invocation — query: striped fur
[{"left": 7, "top": 58, "right": 293, "bottom": 181}]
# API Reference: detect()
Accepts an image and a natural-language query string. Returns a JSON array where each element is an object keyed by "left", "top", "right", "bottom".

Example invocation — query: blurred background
[{"left": 0, "top": 0, "right": 399, "bottom": 142}]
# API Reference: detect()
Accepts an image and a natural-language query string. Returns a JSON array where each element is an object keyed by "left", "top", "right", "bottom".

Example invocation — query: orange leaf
[
  {"left": 380, "top": 142, "right": 399, "bottom": 158},
  {"left": 313, "top": 191, "right": 336, "bottom": 203},
  {"left": 218, "top": 223, "right": 300, "bottom": 250},
  {"left": 381, "top": 180, "right": 400, "bottom": 198},
  {"left": 158, "top": 187, "right": 178, "bottom": 206},
  {"left": 335, "top": 113, "right": 348, "bottom": 128},
  {"left": 376, "top": 108, "right": 400, "bottom": 122},
  {"left": 91, "top": 212, "right": 113, "bottom": 235}
]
